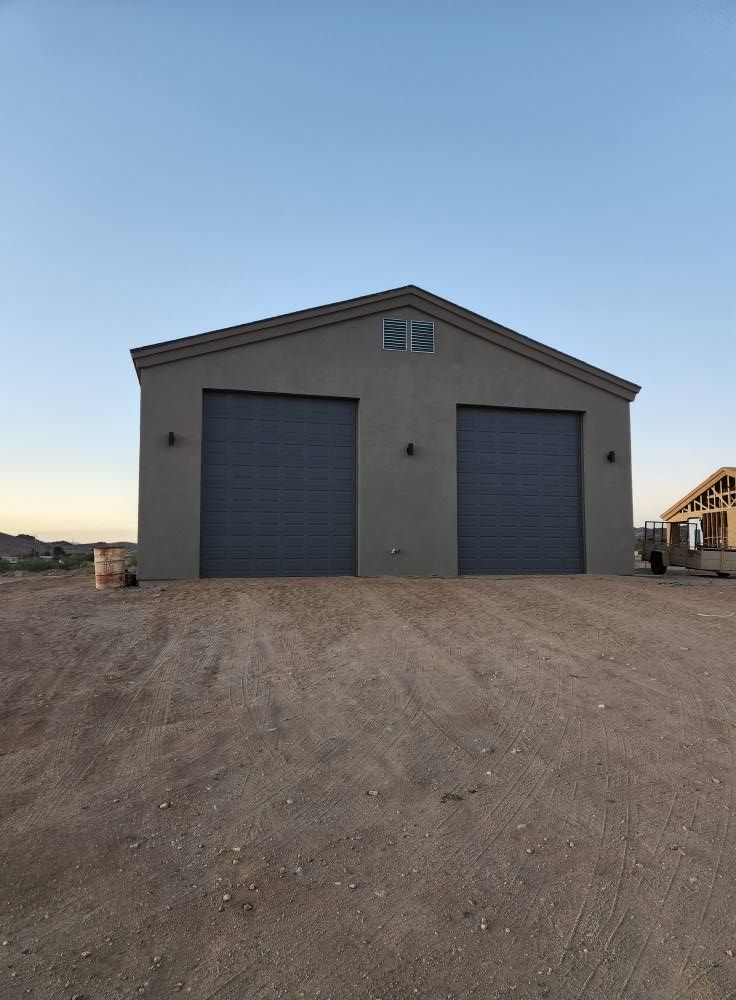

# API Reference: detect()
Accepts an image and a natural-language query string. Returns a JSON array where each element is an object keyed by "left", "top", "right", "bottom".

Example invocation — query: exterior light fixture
[
  {"left": 607, "top": 450, "right": 616, "bottom": 463},
  {"left": 168, "top": 432, "right": 176, "bottom": 446},
  {"left": 406, "top": 442, "right": 414, "bottom": 456}
]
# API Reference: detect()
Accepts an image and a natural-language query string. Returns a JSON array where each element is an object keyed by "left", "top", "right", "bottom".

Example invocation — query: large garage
[{"left": 131, "top": 285, "right": 639, "bottom": 579}]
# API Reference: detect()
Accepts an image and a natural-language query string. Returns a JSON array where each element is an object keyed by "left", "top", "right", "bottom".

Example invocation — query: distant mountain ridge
[{"left": 0, "top": 532, "right": 136, "bottom": 558}]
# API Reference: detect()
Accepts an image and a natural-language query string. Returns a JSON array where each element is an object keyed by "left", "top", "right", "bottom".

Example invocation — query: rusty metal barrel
[{"left": 93, "top": 546, "right": 127, "bottom": 590}]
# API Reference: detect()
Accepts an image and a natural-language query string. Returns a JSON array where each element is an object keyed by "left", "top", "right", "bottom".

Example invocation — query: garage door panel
[
  {"left": 201, "top": 392, "right": 356, "bottom": 577},
  {"left": 457, "top": 406, "right": 583, "bottom": 575}
]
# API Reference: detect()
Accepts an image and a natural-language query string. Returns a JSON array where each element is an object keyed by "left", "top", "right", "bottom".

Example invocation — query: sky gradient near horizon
[{"left": 1, "top": 1, "right": 734, "bottom": 542}]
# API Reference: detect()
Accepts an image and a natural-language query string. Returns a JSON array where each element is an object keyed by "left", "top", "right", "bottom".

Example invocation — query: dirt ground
[{"left": 1, "top": 570, "right": 735, "bottom": 1000}]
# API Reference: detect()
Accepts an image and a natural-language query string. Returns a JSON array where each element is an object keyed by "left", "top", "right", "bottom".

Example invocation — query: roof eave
[{"left": 130, "top": 285, "right": 641, "bottom": 401}]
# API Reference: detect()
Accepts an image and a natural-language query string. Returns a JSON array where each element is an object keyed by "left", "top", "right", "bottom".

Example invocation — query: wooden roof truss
[
  {"left": 670, "top": 472, "right": 736, "bottom": 516},
  {"left": 663, "top": 470, "right": 736, "bottom": 549}
]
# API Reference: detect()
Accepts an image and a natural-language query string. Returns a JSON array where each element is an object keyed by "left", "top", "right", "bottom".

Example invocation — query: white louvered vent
[
  {"left": 383, "top": 317, "right": 408, "bottom": 351},
  {"left": 410, "top": 319, "right": 435, "bottom": 353}
]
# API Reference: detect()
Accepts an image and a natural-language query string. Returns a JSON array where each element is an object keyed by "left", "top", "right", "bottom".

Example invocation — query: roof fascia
[{"left": 131, "top": 286, "right": 640, "bottom": 401}]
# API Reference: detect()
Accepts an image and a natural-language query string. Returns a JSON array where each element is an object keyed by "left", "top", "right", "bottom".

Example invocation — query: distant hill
[{"left": 0, "top": 533, "right": 137, "bottom": 558}]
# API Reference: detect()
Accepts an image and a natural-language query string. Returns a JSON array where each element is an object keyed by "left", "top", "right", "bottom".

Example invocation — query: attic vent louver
[
  {"left": 383, "top": 317, "right": 408, "bottom": 351},
  {"left": 410, "top": 320, "right": 435, "bottom": 353}
]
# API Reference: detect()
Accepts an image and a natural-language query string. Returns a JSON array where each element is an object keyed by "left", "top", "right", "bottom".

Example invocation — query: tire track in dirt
[
  {"left": 449, "top": 583, "right": 647, "bottom": 994},
  {"left": 429, "top": 586, "right": 573, "bottom": 840},
  {"left": 138, "top": 651, "right": 186, "bottom": 771},
  {"left": 197, "top": 594, "right": 460, "bottom": 996},
  {"left": 344, "top": 728, "right": 572, "bottom": 1000},
  {"left": 151, "top": 580, "right": 736, "bottom": 1000},
  {"left": 225, "top": 592, "right": 274, "bottom": 759},
  {"left": 516, "top": 578, "right": 718, "bottom": 998},
  {"left": 245, "top": 622, "right": 417, "bottom": 845},
  {"left": 211, "top": 584, "right": 422, "bottom": 853},
  {"left": 14, "top": 629, "right": 176, "bottom": 836},
  {"left": 379, "top": 581, "right": 544, "bottom": 766},
  {"left": 558, "top": 791, "right": 679, "bottom": 998},
  {"left": 307, "top": 588, "right": 580, "bottom": 990},
  {"left": 612, "top": 793, "right": 700, "bottom": 1000},
  {"left": 550, "top": 747, "right": 615, "bottom": 994},
  {"left": 202, "top": 591, "right": 316, "bottom": 854},
  {"left": 4, "top": 574, "right": 736, "bottom": 1000},
  {"left": 530, "top": 579, "right": 710, "bottom": 845},
  {"left": 561, "top": 770, "right": 633, "bottom": 996},
  {"left": 0, "top": 607, "right": 153, "bottom": 799},
  {"left": 674, "top": 696, "right": 735, "bottom": 997},
  {"left": 362, "top": 590, "right": 564, "bottom": 887},
  {"left": 387, "top": 585, "right": 579, "bottom": 913}
]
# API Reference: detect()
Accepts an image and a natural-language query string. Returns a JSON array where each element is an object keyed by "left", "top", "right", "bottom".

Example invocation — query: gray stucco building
[{"left": 131, "top": 286, "right": 640, "bottom": 580}]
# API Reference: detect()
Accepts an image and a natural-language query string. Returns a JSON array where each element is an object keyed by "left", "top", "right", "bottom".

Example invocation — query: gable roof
[
  {"left": 130, "top": 285, "right": 641, "bottom": 400},
  {"left": 661, "top": 467, "right": 736, "bottom": 520}
]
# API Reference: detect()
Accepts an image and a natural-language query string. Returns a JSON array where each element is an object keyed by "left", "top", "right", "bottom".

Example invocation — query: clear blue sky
[{"left": 1, "top": 1, "right": 733, "bottom": 541}]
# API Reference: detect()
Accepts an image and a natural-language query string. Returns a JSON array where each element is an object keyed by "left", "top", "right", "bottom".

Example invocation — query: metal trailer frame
[{"left": 642, "top": 518, "right": 736, "bottom": 577}]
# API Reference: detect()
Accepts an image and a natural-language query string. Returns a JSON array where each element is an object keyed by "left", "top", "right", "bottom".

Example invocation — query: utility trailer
[{"left": 642, "top": 518, "right": 736, "bottom": 577}]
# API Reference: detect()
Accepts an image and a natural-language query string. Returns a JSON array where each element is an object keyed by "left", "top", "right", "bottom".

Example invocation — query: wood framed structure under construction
[{"left": 662, "top": 467, "right": 736, "bottom": 549}]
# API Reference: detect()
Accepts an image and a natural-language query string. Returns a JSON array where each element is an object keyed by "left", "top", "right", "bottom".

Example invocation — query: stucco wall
[{"left": 136, "top": 308, "right": 635, "bottom": 578}]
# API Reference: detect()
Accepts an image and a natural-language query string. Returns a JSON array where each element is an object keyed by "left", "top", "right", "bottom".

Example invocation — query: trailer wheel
[
  {"left": 650, "top": 552, "right": 667, "bottom": 575},
  {"left": 716, "top": 571, "right": 731, "bottom": 578}
]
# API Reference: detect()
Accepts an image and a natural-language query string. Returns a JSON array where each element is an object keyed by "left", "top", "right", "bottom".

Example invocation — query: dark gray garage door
[
  {"left": 457, "top": 407, "right": 583, "bottom": 575},
  {"left": 200, "top": 391, "right": 356, "bottom": 577}
]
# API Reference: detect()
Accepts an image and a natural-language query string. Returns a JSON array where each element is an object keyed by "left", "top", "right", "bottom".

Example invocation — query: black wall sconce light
[
  {"left": 606, "top": 450, "right": 616, "bottom": 463},
  {"left": 168, "top": 431, "right": 176, "bottom": 447},
  {"left": 406, "top": 442, "right": 415, "bottom": 456}
]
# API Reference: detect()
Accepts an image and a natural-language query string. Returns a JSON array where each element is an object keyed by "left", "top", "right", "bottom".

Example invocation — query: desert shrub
[
  {"left": 8, "top": 558, "right": 56, "bottom": 572},
  {"left": 59, "top": 553, "right": 95, "bottom": 570}
]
